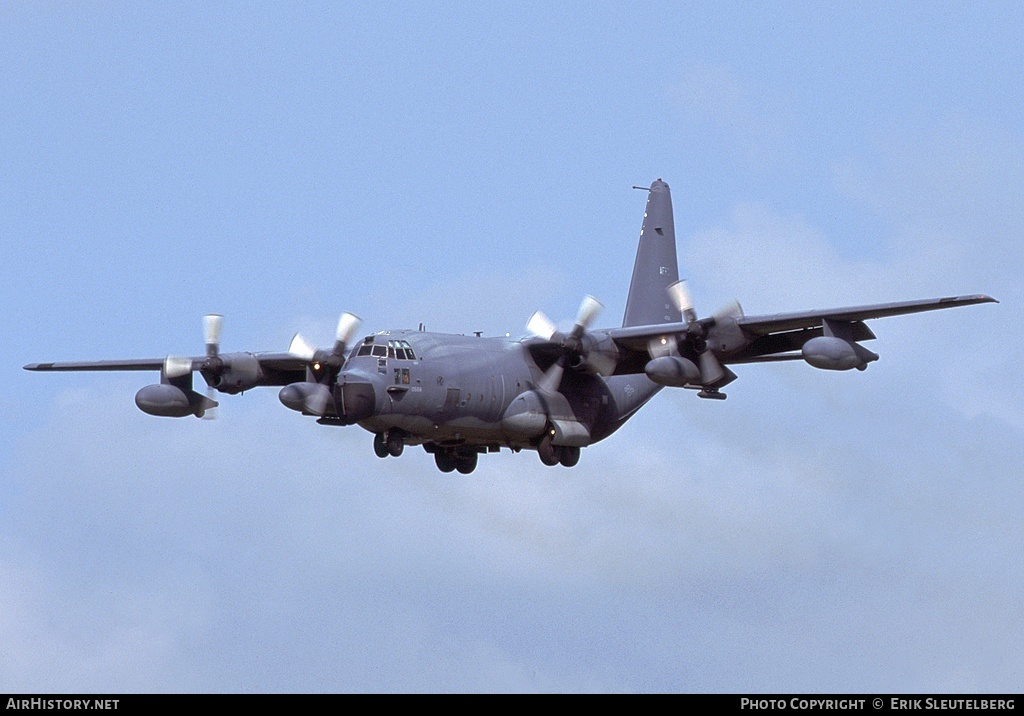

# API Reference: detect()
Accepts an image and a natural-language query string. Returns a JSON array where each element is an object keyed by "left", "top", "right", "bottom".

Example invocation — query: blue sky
[{"left": 2, "top": 2, "right": 1021, "bottom": 692}]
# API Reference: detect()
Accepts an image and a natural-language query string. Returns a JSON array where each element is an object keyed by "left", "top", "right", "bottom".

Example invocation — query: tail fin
[{"left": 622, "top": 179, "right": 682, "bottom": 327}]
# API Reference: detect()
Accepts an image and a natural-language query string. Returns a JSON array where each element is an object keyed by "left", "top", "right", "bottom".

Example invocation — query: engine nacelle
[
  {"left": 279, "top": 375, "right": 378, "bottom": 423},
  {"left": 501, "top": 390, "right": 548, "bottom": 438},
  {"left": 802, "top": 336, "right": 878, "bottom": 371},
  {"left": 135, "top": 384, "right": 207, "bottom": 418},
  {"left": 644, "top": 355, "right": 702, "bottom": 387},
  {"left": 279, "top": 382, "right": 331, "bottom": 415},
  {"left": 207, "top": 352, "right": 264, "bottom": 394}
]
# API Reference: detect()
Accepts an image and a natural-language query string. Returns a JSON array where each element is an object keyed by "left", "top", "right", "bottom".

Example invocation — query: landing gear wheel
[
  {"left": 455, "top": 452, "right": 478, "bottom": 475},
  {"left": 387, "top": 431, "right": 404, "bottom": 457},
  {"left": 559, "top": 445, "right": 580, "bottom": 467},
  {"left": 373, "top": 432, "right": 389, "bottom": 458},
  {"left": 537, "top": 432, "right": 561, "bottom": 466},
  {"left": 435, "top": 451, "right": 456, "bottom": 473}
]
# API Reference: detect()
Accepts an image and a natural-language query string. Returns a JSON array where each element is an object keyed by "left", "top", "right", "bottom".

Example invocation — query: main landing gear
[
  {"left": 434, "top": 450, "right": 478, "bottom": 475},
  {"left": 376, "top": 431, "right": 582, "bottom": 472},
  {"left": 377, "top": 433, "right": 482, "bottom": 474},
  {"left": 536, "top": 432, "right": 581, "bottom": 468},
  {"left": 373, "top": 430, "right": 405, "bottom": 458}
]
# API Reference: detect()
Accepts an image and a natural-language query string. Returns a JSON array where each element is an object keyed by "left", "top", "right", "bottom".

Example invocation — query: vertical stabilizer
[{"left": 622, "top": 179, "right": 682, "bottom": 327}]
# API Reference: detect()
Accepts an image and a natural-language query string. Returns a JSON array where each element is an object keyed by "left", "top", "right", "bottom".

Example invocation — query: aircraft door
[{"left": 441, "top": 387, "right": 461, "bottom": 419}]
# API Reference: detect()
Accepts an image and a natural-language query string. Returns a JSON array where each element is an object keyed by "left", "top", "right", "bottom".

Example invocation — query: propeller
[
  {"left": 198, "top": 314, "right": 224, "bottom": 418},
  {"left": 162, "top": 314, "right": 225, "bottom": 380},
  {"left": 665, "top": 280, "right": 742, "bottom": 387},
  {"left": 285, "top": 312, "right": 362, "bottom": 416},
  {"left": 527, "top": 295, "right": 616, "bottom": 392},
  {"left": 289, "top": 312, "right": 362, "bottom": 368}
]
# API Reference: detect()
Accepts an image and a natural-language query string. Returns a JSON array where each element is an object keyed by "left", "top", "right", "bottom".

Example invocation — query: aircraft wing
[
  {"left": 734, "top": 294, "right": 998, "bottom": 335},
  {"left": 24, "top": 352, "right": 308, "bottom": 385},
  {"left": 605, "top": 293, "right": 997, "bottom": 368},
  {"left": 24, "top": 358, "right": 166, "bottom": 372}
]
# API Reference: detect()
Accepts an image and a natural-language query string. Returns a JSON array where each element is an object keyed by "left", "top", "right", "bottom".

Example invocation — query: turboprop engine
[
  {"left": 277, "top": 312, "right": 378, "bottom": 423},
  {"left": 278, "top": 374, "right": 378, "bottom": 423},
  {"left": 135, "top": 314, "right": 231, "bottom": 418},
  {"left": 203, "top": 352, "right": 264, "bottom": 393}
]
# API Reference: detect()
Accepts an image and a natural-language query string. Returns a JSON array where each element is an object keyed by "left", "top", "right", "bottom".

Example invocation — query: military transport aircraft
[{"left": 25, "top": 179, "right": 996, "bottom": 473}]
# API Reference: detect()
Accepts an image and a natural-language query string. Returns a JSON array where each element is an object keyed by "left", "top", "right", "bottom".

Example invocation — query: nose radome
[{"left": 337, "top": 373, "right": 378, "bottom": 423}]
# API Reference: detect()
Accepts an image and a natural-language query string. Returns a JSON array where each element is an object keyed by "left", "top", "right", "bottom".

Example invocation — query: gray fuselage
[{"left": 341, "top": 329, "right": 660, "bottom": 450}]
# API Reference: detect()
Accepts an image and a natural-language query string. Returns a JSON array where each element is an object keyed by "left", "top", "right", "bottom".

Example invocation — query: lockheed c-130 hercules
[{"left": 25, "top": 179, "right": 996, "bottom": 474}]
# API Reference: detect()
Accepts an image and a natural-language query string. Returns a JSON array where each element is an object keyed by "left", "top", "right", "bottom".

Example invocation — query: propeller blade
[
  {"left": 699, "top": 351, "right": 726, "bottom": 386},
  {"left": 529, "top": 295, "right": 608, "bottom": 382},
  {"left": 203, "top": 314, "right": 223, "bottom": 357},
  {"left": 288, "top": 333, "right": 318, "bottom": 362},
  {"left": 526, "top": 310, "right": 558, "bottom": 341},
  {"left": 572, "top": 295, "right": 604, "bottom": 335},
  {"left": 538, "top": 357, "right": 565, "bottom": 393},
  {"left": 585, "top": 349, "right": 618, "bottom": 377},
  {"left": 202, "top": 385, "right": 218, "bottom": 420},
  {"left": 163, "top": 355, "right": 193, "bottom": 378},
  {"left": 668, "top": 281, "right": 698, "bottom": 324},
  {"left": 305, "top": 383, "right": 332, "bottom": 417},
  {"left": 713, "top": 299, "right": 744, "bottom": 321},
  {"left": 333, "top": 312, "right": 362, "bottom": 354}
]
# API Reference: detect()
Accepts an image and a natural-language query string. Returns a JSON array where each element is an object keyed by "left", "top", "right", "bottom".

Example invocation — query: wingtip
[{"left": 945, "top": 294, "right": 999, "bottom": 305}]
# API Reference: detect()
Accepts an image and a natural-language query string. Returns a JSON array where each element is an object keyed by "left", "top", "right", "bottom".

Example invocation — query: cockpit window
[{"left": 353, "top": 338, "right": 417, "bottom": 360}]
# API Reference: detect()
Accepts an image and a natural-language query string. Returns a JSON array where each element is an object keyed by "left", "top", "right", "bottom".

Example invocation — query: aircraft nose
[
  {"left": 336, "top": 370, "right": 380, "bottom": 423},
  {"left": 339, "top": 380, "right": 376, "bottom": 422}
]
